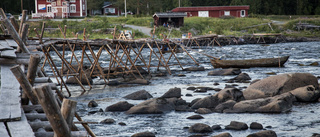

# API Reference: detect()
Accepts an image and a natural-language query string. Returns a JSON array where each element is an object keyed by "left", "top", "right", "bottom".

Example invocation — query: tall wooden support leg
[
  {"left": 147, "top": 43, "right": 171, "bottom": 75},
  {"left": 87, "top": 44, "right": 107, "bottom": 83},
  {"left": 18, "top": 10, "right": 27, "bottom": 35},
  {"left": 118, "top": 43, "right": 144, "bottom": 79},
  {"left": 33, "top": 84, "right": 71, "bottom": 137},
  {"left": 9, "top": 16, "right": 19, "bottom": 32},
  {"left": 10, "top": 65, "right": 39, "bottom": 105},
  {"left": 60, "top": 99, "right": 77, "bottom": 129}
]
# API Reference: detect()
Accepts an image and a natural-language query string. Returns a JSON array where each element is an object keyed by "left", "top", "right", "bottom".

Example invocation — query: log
[
  {"left": 34, "top": 77, "right": 51, "bottom": 83},
  {"left": 9, "top": 16, "right": 19, "bottom": 32},
  {"left": 25, "top": 113, "right": 48, "bottom": 121},
  {"left": 0, "top": 58, "right": 30, "bottom": 65},
  {"left": 29, "top": 121, "right": 53, "bottom": 132},
  {"left": 0, "top": 49, "right": 16, "bottom": 58},
  {"left": 21, "top": 23, "right": 29, "bottom": 43},
  {"left": 10, "top": 65, "right": 38, "bottom": 105},
  {"left": 27, "top": 54, "right": 41, "bottom": 86},
  {"left": 22, "top": 105, "right": 44, "bottom": 113},
  {"left": 61, "top": 99, "right": 77, "bottom": 129},
  {"left": 0, "top": 18, "right": 30, "bottom": 53},
  {"left": 33, "top": 84, "right": 71, "bottom": 137},
  {"left": 19, "top": 10, "right": 27, "bottom": 35}
]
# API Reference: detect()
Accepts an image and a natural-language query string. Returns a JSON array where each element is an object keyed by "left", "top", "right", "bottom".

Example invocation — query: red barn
[
  {"left": 171, "top": 6, "right": 249, "bottom": 18},
  {"left": 32, "top": 0, "right": 87, "bottom": 19}
]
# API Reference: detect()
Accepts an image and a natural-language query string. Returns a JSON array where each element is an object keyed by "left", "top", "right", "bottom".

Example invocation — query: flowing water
[{"left": 50, "top": 42, "right": 320, "bottom": 137}]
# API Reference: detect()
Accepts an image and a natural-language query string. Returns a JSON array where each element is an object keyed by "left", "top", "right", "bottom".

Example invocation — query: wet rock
[
  {"left": 66, "top": 70, "right": 93, "bottom": 85},
  {"left": 123, "top": 90, "right": 153, "bottom": 100},
  {"left": 183, "top": 66, "right": 205, "bottom": 71},
  {"left": 177, "top": 74, "right": 186, "bottom": 77},
  {"left": 225, "top": 121, "right": 248, "bottom": 130},
  {"left": 266, "top": 72, "right": 277, "bottom": 75},
  {"left": 290, "top": 85, "right": 320, "bottom": 102},
  {"left": 155, "top": 73, "right": 167, "bottom": 77},
  {"left": 213, "top": 82, "right": 220, "bottom": 86},
  {"left": 191, "top": 88, "right": 244, "bottom": 109},
  {"left": 188, "top": 123, "right": 213, "bottom": 133},
  {"left": 195, "top": 108, "right": 213, "bottom": 114},
  {"left": 126, "top": 98, "right": 178, "bottom": 114},
  {"left": 100, "top": 118, "right": 115, "bottom": 124},
  {"left": 214, "top": 100, "right": 236, "bottom": 113},
  {"left": 214, "top": 88, "right": 222, "bottom": 91},
  {"left": 118, "top": 122, "right": 127, "bottom": 126},
  {"left": 208, "top": 68, "right": 241, "bottom": 76},
  {"left": 265, "top": 126, "right": 272, "bottom": 128},
  {"left": 186, "top": 93, "right": 193, "bottom": 97},
  {"left": 247, "top": 130, "right": 277, "bottom": 137},
  {"left": 88, "top": 100, "right": 98, "bottom": 108},
  {"left": 243, "top": 73, "right": 319, "bottom": 100},
  {"left": 250, "top": 79, "right": 260, "bottom": 85},
  {"left": 229, "top": 92, "right": 296, "bottom": 113},
  {"left": 105, "top": 101, "right": 134, "bottom": 112},
  {"left": 131, "top": 131, "right": 155, "bottom": 137},
  {"left": 107, "top": 80, "right": 121, "bottom": 86},
  {"left": 88, "top": 109, "right": 103, "bottom": 114},
  {"left": 211, "top": 125, "right": 222, "bottom": 130},
  {"left": 187, "top": 87, "right": 197, "bottom": 90},
  {"left": 212, "top": 132, "right": 232, "bottom": 137},
  {"left": 312, "top": 133, "right": 320, "bottom": 137},
  {"left": 194, "top": 88, "right": 207, "bottom": 93},
  {"left": 231, "top": 73, "right": 251, "bottom": 82},
  {"left": 225, "top": 84, "right": 235, "bottom": 88},
  {"left": 187, "top": 115, "right": 204, "bottom": 119},
  {"left": 160, "top": 87, "right": 181, "bottom": 98},
  {"left": 190, "top": 98, "right": 201, "bottom": 107},
  {"left": 309, "top": 62, "right": 319, "bottom": 66},
  {"left": 124, "top": 78, "right": 150, "bottom": 85},
  {"left": 250, "top": 122, "right": 263, "bottom": 129}
]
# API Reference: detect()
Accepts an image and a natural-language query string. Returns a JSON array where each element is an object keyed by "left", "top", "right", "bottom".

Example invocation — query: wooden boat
[{"left": 211, "top": 56, "right": 290, "bottom": 68}]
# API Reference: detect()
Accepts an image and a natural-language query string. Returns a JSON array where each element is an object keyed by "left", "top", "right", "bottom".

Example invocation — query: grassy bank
[{"left": 11, "top": 15, "right": 320, "bottom": 39}]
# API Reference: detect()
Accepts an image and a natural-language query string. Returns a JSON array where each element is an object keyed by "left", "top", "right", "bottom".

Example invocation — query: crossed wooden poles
[{"left": 41, "top": 39, "right": 199, "bottom": 96}]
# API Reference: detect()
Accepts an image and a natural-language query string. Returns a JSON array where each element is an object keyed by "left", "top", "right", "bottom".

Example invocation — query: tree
[{"left": 87, "top": 0, "right": 104, "bottom": 14}]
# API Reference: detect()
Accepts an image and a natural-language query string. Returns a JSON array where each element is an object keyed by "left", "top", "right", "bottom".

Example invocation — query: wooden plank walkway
[
  {"left": 6, "top": 111, "right": 35, "bottom": 137},
  {"left": 0, "top": 65, "right": 21, "bottom": 122},
  {"left": 0, "top": 122, "right": 10, "bottom": 137}
]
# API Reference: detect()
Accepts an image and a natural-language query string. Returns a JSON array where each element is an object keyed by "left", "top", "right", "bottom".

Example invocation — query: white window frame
[
  {"left": 240, "top": 10, "right": 245, "bottom": 17},
  {"left": 224, "top": 11, "right": 230, "bottom": 16},
  {"left": 63, "top": 7, "right": 68, "bottom": 13},
  {"left": 198, "top": 11, "right": 209, "bottom": 17},
  {"left": 105, "top": 8, "right": 115, "bottom": 14},
  {"left": 70, "top": 0, "right": 76, "bottom": 3},
  {"left": 47, "top": 5, "right": 52, "bottom": 13},
  {"left": 83, "top": 5, "right": 85, "bottom": 10},
  {"left": 62, "top": 2, "right": 67, "bottom": 5},
  {"left": 46, "top": 0, "right": 52, "bottom": 2},
  {"left": 70, "top": 4, "right": 76, "bottom": 13}
]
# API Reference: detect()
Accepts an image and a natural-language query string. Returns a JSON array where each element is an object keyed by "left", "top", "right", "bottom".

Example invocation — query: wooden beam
[
  {"left": 33, "top": 84, "right": 71, "bottom": 137},
  {"left": 60, "top": 99, "right": 77, "bottom": 129},
  {"left": 0, "top": 122, "right": 10, "bottom": 137},
  {"left": 6, "top": 111, "right": 35, "bottom": 137},
  {"left": 18, "top": 10, "right": 27, "bottom": 35}
]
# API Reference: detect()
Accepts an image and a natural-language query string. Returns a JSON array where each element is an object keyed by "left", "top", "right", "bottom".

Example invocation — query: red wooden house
[
  {"left": 32, "top": 0, "right": 87, "bottom": 19},
  {"left": 102, "top": 2, "right": 120, "bottom": 15},
  {"left": 171, "top": 6, "right": 249, "bottom": 18}
]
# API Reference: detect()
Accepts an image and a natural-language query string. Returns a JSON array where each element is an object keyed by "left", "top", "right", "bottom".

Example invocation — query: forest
[{"left": 0, "top": 0, "right": 320, "bottom": 15}]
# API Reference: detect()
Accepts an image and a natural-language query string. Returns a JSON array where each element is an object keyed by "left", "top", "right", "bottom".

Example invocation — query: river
[{"left": 56, "top": 41, "right": 320, "bottom": 136}]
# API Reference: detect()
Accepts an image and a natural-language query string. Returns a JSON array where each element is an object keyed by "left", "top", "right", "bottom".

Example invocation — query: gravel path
[{"left": 124, "top": 24, "right": 152, "bottom": 37}]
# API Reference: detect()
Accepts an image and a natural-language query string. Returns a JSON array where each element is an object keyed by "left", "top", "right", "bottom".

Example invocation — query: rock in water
[
  {"left": 225, "top": 121, "right": 248, "bottom": 130},
  {"left": 208, "top": 68, "right": 241, "bottom": 76},
  {"left": 126, "top": 98, "right": 178, "bottom": 114},
  {"left": 290, "top": 85, "right": 320, "bottom": 102},
  {"left": 160, "top": 87, "right": 181, "bottom": 98},
  {"left": 183, "top": 66, "right": 205, "bottom": 71},
  {"left": 105, "top": 101, "right": 134, "bottom": 111},
  {"left": 243, "top": 73, "right": 319, "bottom": 100},
  {"left": 100, "top": 119, "right": 115, "bottom": 124},
  {"left": 250, "top": 122, "right": 263, "bottom": 129},
  {"left": 131, "top": 131, "right": 155, "bottom": 137},
  {"left": 123, "top": 90, "right": 153, "bottom": 100},
  {"left": 188, "top": 123, "right": 213, "bottom": 133},
  {"left": 88, "top": 100, "right": 98, "bottom": 108},
  {"left": 247, "top": 130, "right": 277, "bottom": 137},
  {"left": 212, "top": 132, "right": 232, "bottom": 137}
]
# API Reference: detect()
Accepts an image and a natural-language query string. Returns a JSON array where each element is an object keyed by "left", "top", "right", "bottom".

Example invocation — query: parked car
[
  {"left": 0, "top": 13, "right": 12, "bottom": 19},
  {"left": 19, "top": 13, "right": 28, "bottom": 20}
]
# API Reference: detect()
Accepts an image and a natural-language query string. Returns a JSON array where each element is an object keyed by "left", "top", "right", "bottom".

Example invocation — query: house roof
[
  {"left": 171, "top": 5, "right": 250, "bottom": 12},
  {"left": 153, "top": 12, "right": 187, "bottom": 18},
  {"left": 102, "top": 2, "right": 112, "bottom": 8}
]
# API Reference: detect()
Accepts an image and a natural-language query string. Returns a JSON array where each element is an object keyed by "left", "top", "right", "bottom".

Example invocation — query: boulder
[
  {"left": 250, "top": 122, "right": 263, "bottom": 129},
  {"left": 107, "top": 80, "right": 121, "bottom": 86},
  {"left": 183, "top": 66, "right": 205, "bottom": 71},
  {"left": 225, "top": 121, "right": 248, "bottom": 130},
  {"left": 208, "top": 68, "right": 241, "bottom": 76},
  {"left": 243, "top": 73, "right": 319, "bottom": 100},
  {"left": 187, "top": 115, "right": 204, "bottom": 119},
  {"left": 118, "top": 122, "right": 126, "bottom": 126},
  {"left": 231, "top": 73, "right": 251, "bottom": 82},
  {"left": 194, "top": 88, "right": 207, "bottom": 93},
  {"left": 126, "top": 98, "right": 178, "bottom": 114},
  {"left": 212, "top": 132, "right": 232, "bottom": 137},
  {"left": 247, "top": 130, "right": 277, "bottom": 137},
  {"left": 191, "top": 88, "right": 244, "bottom": 109},
  {"left": 131, "top": 131, "right": 155, "bottom": 137},
  {"left": 124, "top": 79, "right": 150, "bottom": 85},
  {"left": 289, "top": 85, "right": 320, "bottom": 102},
  {"left": 211, "top": 125, "right": 222, "bottom": 130},
  {"left": 105, "top": 101, "right": 134, "bottom": 112},
  {"left": 88, "top": 100, "right": 98, "bottom": 108},
  {"left": 100, "top": 118, "right": 115, "bottom": 124},
  {"left": 188, "top": 123, "right": 213, "bottom": 133},
  {"left": 187, "top": 87, "right": 197, "bottom": 90},
  {"left": 66, "top": 69, "right": 93, "bottom": 85},
  {"left": 124, "top": 90, "right": 153, "bottom": 100},
  {"left": 214, "top": 100, "right": 236, "bottom": 113},
  {"left": 160, "top": 87, "right": 181, "bottom": 98},
  {"left": 229, "top": 92, "right": 296, "bottom": 113},
  {"left": 195, "top": 108, "right": 213, "bottom": 114}
]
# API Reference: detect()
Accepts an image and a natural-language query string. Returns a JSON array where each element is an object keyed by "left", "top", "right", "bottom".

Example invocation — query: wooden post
[
  {"left": 27, "top": 54, "right": 41, "bottom": 86},
  {"left": 9, "top": 16, "right": 19, "bottom": 32},
  {"left": 0, "top": 24, "right": 7, "bottom": 34},
  {"left": 21, "top": 23, "right": 29, "bottom": 43},
  {"left": 10, "top": 65, "right": 38, "bottom": 105},
  {"left": 40, "top": 22, "right": 46, "bottom": 43},
  {"left": 60, "top": 99, "right": 77, "bottom": 129},
  {"left": 33, "top": 84, "right": 71, "bottom": 137},
  {"left": 0, "top": 8, "right": 6, "bottom": 19},
  {"left": 19, "top": 10, "right": 27, "bottom": 35},
  {"left": 0, "top": 18, "right": 30, "bottom": 53}
]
